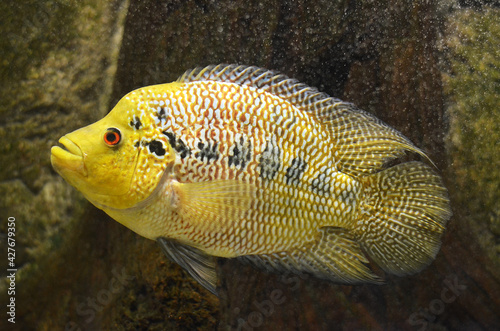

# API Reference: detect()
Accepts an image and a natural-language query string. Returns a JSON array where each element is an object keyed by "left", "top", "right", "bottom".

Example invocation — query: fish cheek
[
  {"left": 128, "top": 139, "right": 175, "bottom": 203},
  {"left": 85, "top": 145, "right": 139, "bottom": 197}
]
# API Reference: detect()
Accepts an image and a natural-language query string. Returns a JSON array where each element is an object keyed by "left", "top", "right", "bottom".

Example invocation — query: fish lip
[
  {"left": 58, "top": 136, "right": 83, "bottom": 156},
  {"left": 51, "top": 136, "right": 87, "bottom": 177}
]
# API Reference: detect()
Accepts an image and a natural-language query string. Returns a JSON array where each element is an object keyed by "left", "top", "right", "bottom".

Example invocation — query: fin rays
[
  {"left": 356, "top": 162, "right": 451, "bottom": 276},
  {"left": 157, "top": 238, "right": 218, "bottom": 295},
  {"left": 242, "top": 227, "right": 381, "bottom": 284},
  {"left": 173, "top": 180, "right": 256, "bottom": 233}
]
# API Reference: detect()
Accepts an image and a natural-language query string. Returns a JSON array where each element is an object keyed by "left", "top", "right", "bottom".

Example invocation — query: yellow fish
[{"left": 51, "top": 65, "right": 451, "bottom": 295}]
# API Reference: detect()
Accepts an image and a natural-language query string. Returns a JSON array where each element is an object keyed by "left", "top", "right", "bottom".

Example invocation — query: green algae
[
  {"left": 444, "top": 7, "right": 500, "bottom": 270},
  {"left": 0, "top": 1, "right": 77, "bottom": 84}
]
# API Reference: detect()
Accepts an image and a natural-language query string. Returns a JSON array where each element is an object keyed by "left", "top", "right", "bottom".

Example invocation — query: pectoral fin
[
  {"left": 172, "top": 180, "right": 257, "bottom": 232},
  {"left": 157, "top": 237, "right": 218, "bottom": 296}
]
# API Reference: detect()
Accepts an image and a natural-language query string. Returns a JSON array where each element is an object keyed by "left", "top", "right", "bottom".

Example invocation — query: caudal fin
[{"left": 355, "top": 162, "right": 451, "bottom": 276}]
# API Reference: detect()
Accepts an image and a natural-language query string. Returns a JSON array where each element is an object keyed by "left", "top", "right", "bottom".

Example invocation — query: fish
[{"left": 51, "top": 64, "right": 451, "bottom": 295}]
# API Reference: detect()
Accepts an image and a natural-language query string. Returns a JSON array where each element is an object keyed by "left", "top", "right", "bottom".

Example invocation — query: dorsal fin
[{"left": 178, "top": 64, "right": 430, "bottom": 177}]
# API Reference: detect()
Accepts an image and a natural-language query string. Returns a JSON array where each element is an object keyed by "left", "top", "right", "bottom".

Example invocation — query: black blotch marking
[
  {"left": 196, "top": 140, "right": 219, "bottom": 164},
  {"left": 157, "top": 107, "right": 167, "bottom": 121},
  {"left": 228, "top": 136, "right": 252, "bottom": 169},
  {"left": 162, "top": 131, "right": 190, "bottom": 159},
  {"left": 285, "top": 157, "right": 307, "bottom": 186},
  {"left": 258, "top": 139, "right": 281, "bottom": 180},
  {"left": 163, "top": 131, "right": 176, "bottom": 148},
  {"left": 176, "top": 139, "right": 190, "bottom": 159},
  {"left": 130, "top": 116, "right": 142, "bottom": 130},
  {"left": 134, "top": 141, "right": 140, "bottom": 148},
  {"left": 311, "top": 169, "right": 331, "bottom": 196},
  {"left": 147, "top": 140, "right": 166, "bottom": 157}
]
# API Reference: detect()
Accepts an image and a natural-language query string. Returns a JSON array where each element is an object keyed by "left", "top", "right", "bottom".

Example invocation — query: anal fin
[
  {"left": 241, "top": 227, "right": 381, "bottom": 284},
  {"left": 157, "top": 238, "right": 218, "bottom": 296}
]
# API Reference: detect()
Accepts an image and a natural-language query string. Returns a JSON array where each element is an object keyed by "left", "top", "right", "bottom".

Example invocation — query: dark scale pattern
[
  {"left": 175, "top": 139, "right": 190, "bottom": 159},
  {"left": 228, "top": 136, "right": 252, "bottom": 169},
  {"left": 147, "top": 140, "right": 166, "bottom": 156},
  {"left": 311, "top": 169, "right": 332, "bottom": 196},
  {"left": 130, "top": 115, "right": 142, "bottom": 130},
  {"left": 157, "top": 107, "right": 167, "bottom": 121},
  {"left": 258, "top": 139, "right": 281, "bottom": 180},
  {"left": 163, "top": 131, "right": 176, "bottom": 147},
  {"left": 285, "top": 157, "right": 307, "bottom": 186},
  {"left": 196, "top": 140, "right": 219, "bottom": 164},
  {"left": 162, "top": 131, "right": 190, "bottom": 158}
]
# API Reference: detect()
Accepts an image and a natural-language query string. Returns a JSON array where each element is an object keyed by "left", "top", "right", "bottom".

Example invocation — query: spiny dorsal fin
[
  {"left": 157, "top": 238, "right": 218, "bottom": 296},
  {"left": 178, "top": 64, "right": 429, "bottom": 177}
]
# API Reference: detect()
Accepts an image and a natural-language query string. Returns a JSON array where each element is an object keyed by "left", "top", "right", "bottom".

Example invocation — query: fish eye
[{"left": 103, "top": 128, "right": 121, "bottom": 146}]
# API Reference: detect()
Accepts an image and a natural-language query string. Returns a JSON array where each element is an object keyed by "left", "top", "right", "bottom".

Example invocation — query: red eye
[{"left": 104, "top": 128, "right": 121, "bottom": 146}]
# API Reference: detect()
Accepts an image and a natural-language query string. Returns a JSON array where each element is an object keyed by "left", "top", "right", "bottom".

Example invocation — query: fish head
[{"left": 51, "top": 86, "right": 176, "bottom": 210}]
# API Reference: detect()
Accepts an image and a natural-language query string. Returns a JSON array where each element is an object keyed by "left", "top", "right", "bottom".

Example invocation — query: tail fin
[{"left": 355, "top": 162, "right": 451, "bottom": 276}]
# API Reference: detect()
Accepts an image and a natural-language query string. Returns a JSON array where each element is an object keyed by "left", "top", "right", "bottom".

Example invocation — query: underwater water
[{"left": 0, "top": 0, "right": 499, "bottom": 330}]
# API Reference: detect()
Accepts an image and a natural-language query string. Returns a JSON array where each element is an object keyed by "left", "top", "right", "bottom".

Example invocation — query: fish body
[{"left": 51, "top": 65, "right": 451, "bottom": 295}]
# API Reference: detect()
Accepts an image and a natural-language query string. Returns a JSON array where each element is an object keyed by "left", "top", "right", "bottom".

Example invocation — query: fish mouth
[{"left": 51, "top": 136, "right": 87, "bottom": 177}]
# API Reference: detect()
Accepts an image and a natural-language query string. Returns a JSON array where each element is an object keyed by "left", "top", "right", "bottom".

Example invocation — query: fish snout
[{"left": 51, "top": 136, "right": 87, "bottom": 177}]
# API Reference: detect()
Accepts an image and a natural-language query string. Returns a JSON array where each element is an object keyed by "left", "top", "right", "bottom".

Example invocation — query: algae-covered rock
[
  {"left": 0, "top": 0, "right": 111, "bottom": 277},
  {"left": 444, "top": 7, "right": 500, "bottom": 270},
  {"left": 0, "top": 0, "right": 121, "bottom": 192},
  {"left": 0, "top": 179, "right": 85, "bottom": 274}
]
